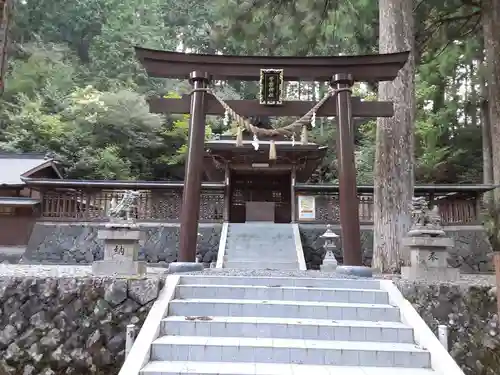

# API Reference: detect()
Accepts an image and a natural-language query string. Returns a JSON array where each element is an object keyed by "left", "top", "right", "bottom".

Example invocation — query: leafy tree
[{"left": 0, "top": 0, "right": 492, "bottom": 213}]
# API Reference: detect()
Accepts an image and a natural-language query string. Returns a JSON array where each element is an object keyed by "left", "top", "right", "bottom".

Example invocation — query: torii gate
[{"left": 135, "top": 47, "right": 409, "bottom": 274}]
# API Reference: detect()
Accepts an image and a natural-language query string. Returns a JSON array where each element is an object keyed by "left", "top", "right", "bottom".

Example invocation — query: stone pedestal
[
  {"left": 401, "top": 236, "right": 459, "bottom": 282},
  {"left": 92, "top": 223, "right": 146, "bottom": 278},
  {"left": 320, "top": 252, "right": 338, "bottom": 272}
]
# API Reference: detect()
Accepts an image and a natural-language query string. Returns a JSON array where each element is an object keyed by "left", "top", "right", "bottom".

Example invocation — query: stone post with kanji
[
  {"left": 92, "top": 190, "right": 147, "bottom": 278},
  {"left": 401, "top": 197, "right": 459, "bottom": 282}
]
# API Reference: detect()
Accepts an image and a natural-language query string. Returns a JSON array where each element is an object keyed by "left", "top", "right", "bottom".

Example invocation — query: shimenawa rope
[{"left": 188, "top": 87, "right": 352, "bottom": 137}]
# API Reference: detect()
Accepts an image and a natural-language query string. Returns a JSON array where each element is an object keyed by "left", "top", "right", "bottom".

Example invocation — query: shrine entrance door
[{"left": 229, "top": 170, "right": 291, "bottom": 223}]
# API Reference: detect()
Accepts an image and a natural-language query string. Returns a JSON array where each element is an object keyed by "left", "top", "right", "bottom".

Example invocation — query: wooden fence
[
  {"left": 294, "top": 191, "right": 479, "bottom": 225},
  {"left": 40, "top": 186, "right": 225, "bottom": 222},
  {"left": 35, "top": 181, "right": 481, "bottom": 226}
]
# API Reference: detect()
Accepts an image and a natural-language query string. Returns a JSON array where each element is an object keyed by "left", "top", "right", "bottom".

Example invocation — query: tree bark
[
  {"left": 482, "top": 0, "right": 500, "bottom": 208},
  {"left": 373, "top": 0, "right": 415, "bottom": 273},
  {"left": 479, "top": 64, "right": 494, "bottom": 211},
  {"left": 0, "top": 0, "right": 12, "bottom": 95},
  {"left": 469, "top": 63, "right": 477, "bottom": 129}
]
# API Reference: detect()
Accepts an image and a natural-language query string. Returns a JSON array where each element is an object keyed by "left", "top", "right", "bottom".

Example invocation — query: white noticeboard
[{"left": 298, "top": 195, "right": 316, "bottom": 220}]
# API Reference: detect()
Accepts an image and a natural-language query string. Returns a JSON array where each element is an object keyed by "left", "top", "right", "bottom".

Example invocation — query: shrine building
[{"left": 204, "top": 129, "right": 326, "bottom": 223}]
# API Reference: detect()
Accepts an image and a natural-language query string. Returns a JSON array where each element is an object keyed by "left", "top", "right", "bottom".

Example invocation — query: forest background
[{"left": 0, "top": 0, "right": 489, "bottom": 185}]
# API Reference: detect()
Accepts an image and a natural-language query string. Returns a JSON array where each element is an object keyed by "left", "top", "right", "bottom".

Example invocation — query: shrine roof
[
  {"left": 205, "top": 138, "right": 326, "bottom": 152},
  {"left": 0, "top": 153, "right": 62, "bottom": 186},
  {"left": 204, "top": 136, "right": 327, "bottom": 182},
  {"left": 21, "top": 178, "right": 225, "bottom": 190}
]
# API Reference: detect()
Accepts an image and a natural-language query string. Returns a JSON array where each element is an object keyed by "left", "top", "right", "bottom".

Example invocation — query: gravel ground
[
  {"left": 0, "top": 264, "right": 166, "bottom": 278},
  {"left": 182, "top": 268, "right": 498, "bottom": 286},
  {"left": 0, "top": 264, "right": 496, "bottom": 286}
]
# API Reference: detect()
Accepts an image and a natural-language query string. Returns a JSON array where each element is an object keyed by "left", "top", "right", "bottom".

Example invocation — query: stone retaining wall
[
  {"left": 398, "top": 280, "right": 499, "bottom": 375},
  {"left": 24, "top": 223, "right": 222, "bottom": 267},
  {"left": 299, "top": 224, "right": 493, "bottom": 272},
  {"left": 0, "top": 275, "right": 164, "bottom": 375},
  {"left": 0, "top": 272, "right": 497, "bottom": 375}
]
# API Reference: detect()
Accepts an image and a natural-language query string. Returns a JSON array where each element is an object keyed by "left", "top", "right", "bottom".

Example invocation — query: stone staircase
[
  {"left": 135, "top": 274, "right": 449, "bottom": 375},
  {"left": 224, "top": 223, "right": 299, "bottom": 269}
]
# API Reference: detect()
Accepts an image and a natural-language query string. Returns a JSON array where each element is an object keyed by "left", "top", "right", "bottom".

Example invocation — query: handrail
[
  {"left": 216, "top": 222, "right": 229, "bottom": 268},
  {"left": 118, "top": 275, "right": 181, "bottom": 375},
  {"left": 380, "top": 280, "right": 465, "bottom": 375},
  {"left": 292, "top": 223, "right": 307, "bottom": 270}
]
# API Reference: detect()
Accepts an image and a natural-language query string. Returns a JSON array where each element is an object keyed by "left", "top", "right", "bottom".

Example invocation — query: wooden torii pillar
[{"left": 135, "top": 47, "right": 409, "bottom": 271}]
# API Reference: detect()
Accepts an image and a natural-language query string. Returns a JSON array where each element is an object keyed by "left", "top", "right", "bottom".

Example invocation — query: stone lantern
[{"left": 320, "top": 225, "right": 339, "bottom": 272}]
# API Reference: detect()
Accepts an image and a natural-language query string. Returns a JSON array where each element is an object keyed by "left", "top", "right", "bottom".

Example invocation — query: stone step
[
  {"left": 161, "top": 316, "right": 414, "bottom": 343},
  {"left": 227, "top": 243, "right": 295, "bottom": 248},
  {"left": 175, "top": 285, "right": 389, "bottom": 304},
  {"left": 226, "top": 251, "right": 297, "bottom": 261},
  {"left": 226, "top": 244, "right": 295, "bottom": 250},
  {"left": 225, "top": 255, "right": 297, "bottom": 262},
  {"left": 150, "top": 336, "right": 430, "bottom": 367},
  {"left": 168, "top": 299, "right": 400, "bottom": 321},
  {"left": 227, "top": 230, "right": 294, "bottom": 234},
  {"left": 227, "top": 239, "right": 294, "bottom": 243},
  {"left": 226, "top": 243, "right": 295, "bottom": 249},
  {"left": 227, "top": 232, "right": 293, "bottom": 238},
  {"left": 224, "top": 261, "right": 298, "bottom": 269},
  {"left": 226, "top": 248, "right": 295, "bottom": 254},
  {"left": 227, "top": 231, "right": 294, "bottom": 237},
  {"left": 226, "top": 244, "right": 296, "bottom": 249},
  {"left": 228, "top": 223, "right": 293, "bottom": 229},
  {"left": 226, "top": 237, "right": 295, "bottom": 241},
  {"left": 141, "top": 361, "right": 437, "bottom": 375},
  {"left": 178, "top": 275, "right": 382, "bottom": 290}
]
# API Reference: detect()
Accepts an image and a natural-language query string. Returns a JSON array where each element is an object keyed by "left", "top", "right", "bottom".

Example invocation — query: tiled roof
[{"left": 0, "top": 153, "right": 61, "bottom": 186}]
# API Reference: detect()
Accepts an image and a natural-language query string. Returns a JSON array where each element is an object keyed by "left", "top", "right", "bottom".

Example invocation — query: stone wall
[
  {"left": 24, "top": 223, "right": 222, "bottom": 266},
  {"left": 0, "top": 273, "right": 497, "bottom": 375},
  {"left": 0, "top": 275, "right": 164, "bottom": 375},
  {"left": 299, "top": 224, "right": 493, "bottom": 272},
  {"left": 396, "top": 279, "right": 499, "bottom": 375}
]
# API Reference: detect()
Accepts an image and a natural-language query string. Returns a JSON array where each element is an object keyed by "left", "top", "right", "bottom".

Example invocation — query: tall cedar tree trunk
[
  {"left": 483, "top": 0, "right": 500, "bottom": 209},
  {"left": 373, "top": 0, "right": 415, "bottom": 272},
  {"left": 0, "top": 0, "right": 11, "bottom": 95},
  {"left": 479, "top": 65, "right": 494, "bottom": 210}
]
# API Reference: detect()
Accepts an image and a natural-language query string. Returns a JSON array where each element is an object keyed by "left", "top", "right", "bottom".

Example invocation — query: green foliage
[
  {"left": 0, "top": 74, "right": 198, "bottom": 179},
  {"left": 0, "top": 0, "right": 486, "bottom": 184},
  {"left": 483, "top": 209, "right": 500, "bottom": 252}
]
